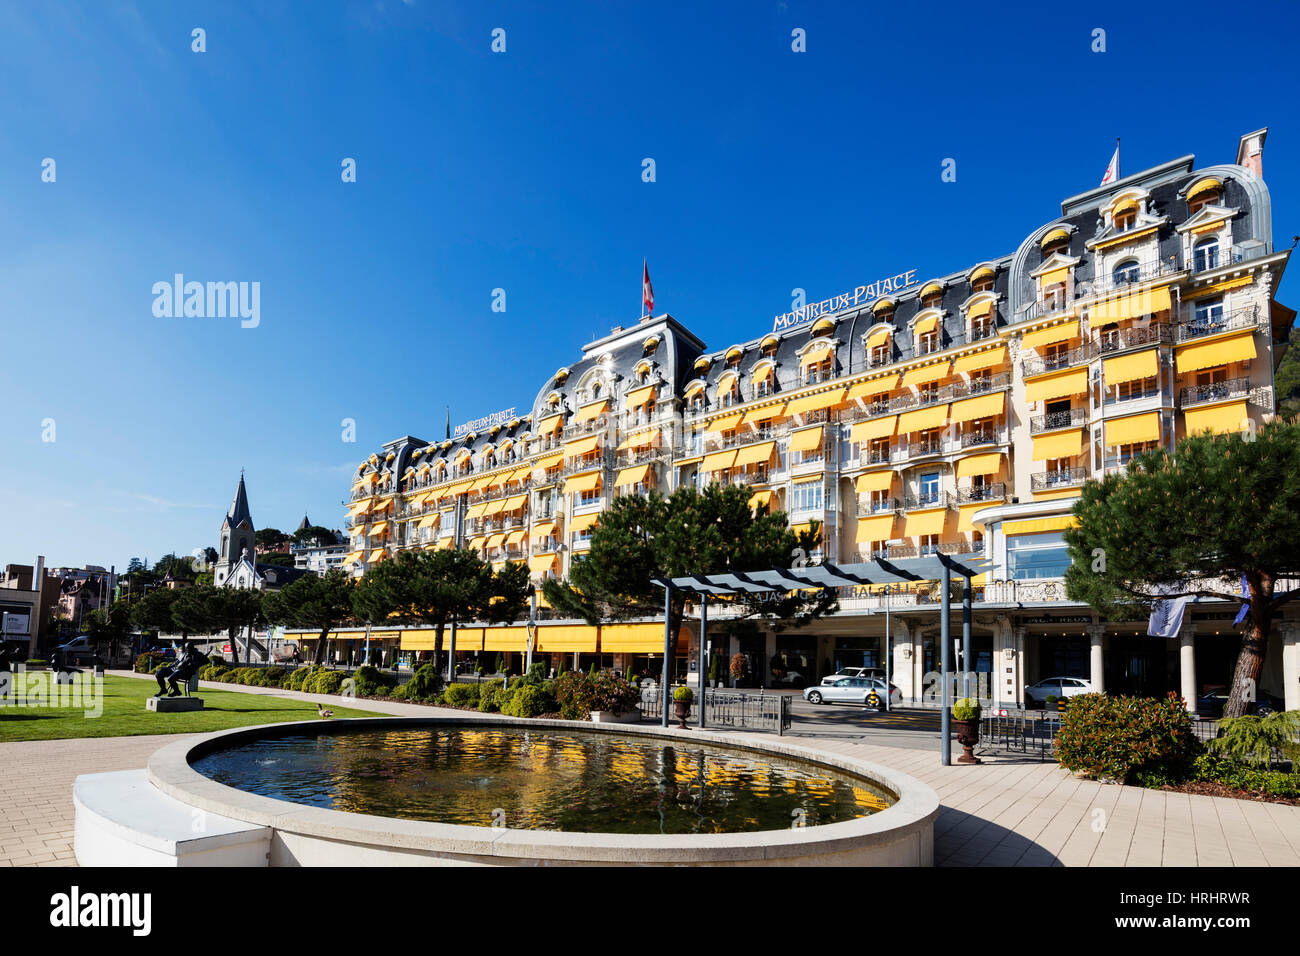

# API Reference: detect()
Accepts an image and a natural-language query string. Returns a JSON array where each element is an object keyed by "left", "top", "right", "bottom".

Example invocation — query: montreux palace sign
[
  {"left": 772, "top": 269, "right": 919, "bottom": 333},
  {"left": 454, "top": 407, "right": 516, "bottom": 437}
]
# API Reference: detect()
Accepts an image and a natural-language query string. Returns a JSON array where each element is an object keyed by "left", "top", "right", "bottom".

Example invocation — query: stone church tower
[{"left": 213, "top": 473, "right": 255, "bottom": 588}]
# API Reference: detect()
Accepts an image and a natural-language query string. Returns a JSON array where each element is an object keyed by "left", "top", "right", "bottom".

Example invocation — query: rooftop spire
[{"left": 224, "top": 473, "right": 254, "bottom": 532}]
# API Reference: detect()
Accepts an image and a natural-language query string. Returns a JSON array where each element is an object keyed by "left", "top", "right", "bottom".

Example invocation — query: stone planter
[
  {"left": 590, "top": 710, "right": 641, "bottom": 724},
  {"left": 673, "top": 700, "right": 691, "bottom": 729},
  {"left": 952, "top": 718, "right": 981, "bottom": 765}
]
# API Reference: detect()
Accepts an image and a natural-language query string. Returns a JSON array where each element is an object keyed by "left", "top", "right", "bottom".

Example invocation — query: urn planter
[{"left": 952, "top": 718, "right": 981, "bottom": 765}]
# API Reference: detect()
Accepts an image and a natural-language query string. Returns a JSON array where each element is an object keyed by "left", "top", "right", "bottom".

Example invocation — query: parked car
[
  {"left": 1196, "top": 688, "right": 1283, "bottom": 719},
  {"left": 770, "top": 670, "right": 808, "bottom": 689},
  {"left": 52, "top": 637, "right": 99, "bottom": 667},
  {"left": 1023, "top": 676, "right": 1094, "bottom": 706},
  {"left": 805, "top": 676, "right": 902, "bottom": 709},
  {"left": 820, "top": 667, "right": 886, "bottom": 686}
]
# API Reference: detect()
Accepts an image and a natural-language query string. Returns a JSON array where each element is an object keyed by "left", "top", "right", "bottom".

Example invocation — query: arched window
[
  {"left": 591, "top": 381, "right": 602, "bottom": 399},
  {"left": 1193, "top": 236, "right": 1220, "bottom": 273},
  {"left": 1112, "top": 259, "right": 1140, "bottom": 287}
]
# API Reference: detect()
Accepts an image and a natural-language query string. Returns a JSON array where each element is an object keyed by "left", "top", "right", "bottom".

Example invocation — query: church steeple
[
  {"left": 215, "top": 471, "right": 256, "bottom": 588},
  {"left": 223, "top": 470, "right": 255, "bottom": 533}
]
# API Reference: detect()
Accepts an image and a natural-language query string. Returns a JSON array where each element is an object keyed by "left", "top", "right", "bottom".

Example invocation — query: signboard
[
  {"left": 1, "top": 612, "right": 30, "bottom": 636},
  {"left": 772, "top": 270, "right": 919, "bottom": 333},
  {"left": 454, "top": 408, "right": 516, "bottom": 438},
  {"left": 1022, "top": 616, "right": 1092, "bottom": 625}
]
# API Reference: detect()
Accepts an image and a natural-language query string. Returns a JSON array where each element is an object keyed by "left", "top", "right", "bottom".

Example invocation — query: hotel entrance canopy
[{"left": 651, "top": 554, "right": 989, "bottom": 596}]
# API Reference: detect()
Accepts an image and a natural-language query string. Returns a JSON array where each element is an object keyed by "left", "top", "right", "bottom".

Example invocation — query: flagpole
[{"left": 1116, "top": 137, "right": 1120, "bottom": 179}]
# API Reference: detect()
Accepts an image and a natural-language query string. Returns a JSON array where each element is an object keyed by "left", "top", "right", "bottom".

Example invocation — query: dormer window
[
  {"left": 1187, "top": 178, "right": 1223, "bottom": 214},
  {"left": 918, "top": 331, "right": 939, "bottom": 355},
  {"left": 971, "top": 314, "right": 992, "bottom": 341},
  {"left": 870, "top": 343, "right": 890, "bottom": 367},
  {"left": 971, "top": 274, "right": 994, "bottom": 293},
  {"left": 1042, "top": 237, "right": 1069, "bottom": 258},
  {"left": 921, "top": 292, "right": 942, "bottom": 310},
  {"left": 1193, "top": 236, "right": 1220, "bottom": 272},
  {"left": 1113, "top": 260, "right": 1140, "bottom": 287},
  {"left": 1114, "top": 208, "right": 1136, "bottom": 232}
]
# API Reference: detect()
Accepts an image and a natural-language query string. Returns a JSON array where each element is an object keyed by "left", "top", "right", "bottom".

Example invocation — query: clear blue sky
[{"left": 1, "top": 0, "right": 1297, "bottom": 571}]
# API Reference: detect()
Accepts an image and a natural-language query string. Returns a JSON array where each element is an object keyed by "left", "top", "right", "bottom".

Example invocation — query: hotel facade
[{"left": 317, "top": 128, "right": 1300, "bottom": 713}]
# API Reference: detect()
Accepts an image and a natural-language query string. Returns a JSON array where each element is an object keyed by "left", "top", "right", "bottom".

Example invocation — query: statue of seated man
[{"left": 154, "top": 641, "right": 205, "bottom": 698}]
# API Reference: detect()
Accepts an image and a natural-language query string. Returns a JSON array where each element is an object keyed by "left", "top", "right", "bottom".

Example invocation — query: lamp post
[
  {"left": 940, "top": 562, "right": 952, "bottom": 766},
  {"left": 660, "top": 582, "right": 673, "bottom": 728}
]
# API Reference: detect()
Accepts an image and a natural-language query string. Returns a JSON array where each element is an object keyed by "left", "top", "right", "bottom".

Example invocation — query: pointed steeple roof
[
  {"left": 297, "top": 514, "right": 311, "bottom": 532},
  {"left": 222, "top": 472, "right": 255, "bottom": 532}
]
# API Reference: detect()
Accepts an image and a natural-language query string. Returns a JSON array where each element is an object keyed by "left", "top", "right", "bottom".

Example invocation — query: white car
[
  {"left": 820, "top": 667, "right": 885, "bottom": 686},
  {"left": 805, "top": 676, "right": 902, "bottom": 709},
  {"left": 1024, "top": 676, "right": 1094, "bottom": 706}
]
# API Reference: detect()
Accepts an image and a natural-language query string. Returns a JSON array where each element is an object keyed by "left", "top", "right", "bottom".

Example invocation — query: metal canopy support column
[
  {"left": 940, "top": 563, "right": 952, "bottom": 766},
  {"left": 698, "top": 597, "right": 707, "bottom": 729},
  {"left": 962, "top": 573, "right": 972, "bottom": 700},
  {"left": 661, "top": 582, "right": 673, "bottom": 728}
]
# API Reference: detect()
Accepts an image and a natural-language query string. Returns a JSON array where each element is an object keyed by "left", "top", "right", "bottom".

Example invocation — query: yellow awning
[
  {"left": 1187, "top": 176, "right": 1222, "bottom": 201},
  {"left": 707, "top": 411, "right": 744, "bottom": 431},
  {"left": 573, "top": 400, "right": 608, "bottom": 424},
  {"left": 1091, "top": 286, "right": 1172, "bottom": 323},
  {"left": 847, "top": 375, "right": 899, "bottom": 400},
  {"left": 734, "top": 441, "right": 777, "bottom": 467},
  {"left": 749, "top": 365, "right": 773, "bottom": 387},
  {"left": 368, "top": 548, "right": 388, "bottom": 562},
  {"left": 899, "top": 362, "right": 950, "bottom": 388},
  {"left": 533, "top": 624, "right": 599, "bottom": 653},
  {"left": 1039, "top": 267, "right": 1071, "bottom": 287},
  {"left": 958, "top": 503, "right": 990, "bottom": 533},
  {"left": 1185, "top": 400, "right": 1250, "bottom": 436},
  {"left": 1021, "top": 320, "right": 1079, "bottom": 350},
  {"left": 600, "top": 623, "right": 687, "bottom": 654},
  {"left": 417, "top": 514, "right": 439, "bottom": 529},
  {"left": 566, "top": 471, "right": 602, "bottom": 493},
  {"left": 783, "top": 388, "right": 845, "bottom": 415},
  {"left": 342, "top": 551, "right": 364, "bottom": 566},
  {"left": 469, "top": 536, "right": 486, "bottom": 550},
  {"left": 701, "top": 449, "right": 737, "bottom": 472},
  {"left": 347, "top": 501, "right": 371, "bottom": 517},
  {"left": 896, "top": 404, "right": 949, "bottom": 433},
  {"left": 465, "top": 501, "right": 488, "bottom": 520},
  {"left": 1024, "top": 368, "right": 1088, "bottom": 403},
  {"left": 903, "top": 509, "right": 948, "bottom": 537},
  {"left": 370, "top": 497, "right": 393, "bottom": 513},
  {"left": 1031, "top": 430, "right": 1082, "bottom": 460},
  {"left": 368, "top": 520, "right": 389, "bottom": 536},
  {"left": 533, "top": 452, "right": 563, "bottom": 471},
  {"left": 508, "top": 465, "right": 533, "bottom": 484},
  {"left": 625, "top": 384, "right": 656, "bottom": 408},
  {"left": 850, "top": 416, "right": 897, "bottom": 442},
  {"left": 565, "top": 434, "right": 601, "bottom": 456},
  {"left": 955, "top": 452, "right": 1003, "bottom": 479},
  {"left": 437, "top": 536, "right": 455, "bottom": 550},
  {"left": 740, "top": 404, "right": 785, "bottom": 425},
  {"left": 407, "top": 491, "right": 429, "bottom": 507},
  {"left": 537, "top": 413, "right": 564, "bottom": 434},
  {"left": 486, "top": 533, "right": 505, "bottom": 549},
  {"left": 1103, "top": 349, "right": 1159, "bottom": 384},
  {"left": 483, "top": 626, "right": 532, "bottom": 653},
  {"left": 1005, "top": 515, "right": 1079, "bottom": 535},
  {"left": 1185, "top": 276, "right": 1253, "bottom": 300},
  {"left": 748, "top": 490, "right": 773, "bottom": 510},
  {"left": 444, "top": 479, "right": 474, "bottom": 496},
  {"left": 1175, "top": 330, "right": 1257, "bottom": 373},
  {"left": 501, "top": 494, "right": 527, "bottom": 512},
  {"left": 486, "top": 471, "right": 509, "bottom": 490},
  {"left": 1041, "top": 228, "right": 1071, "bottom": 247},
  {"left": 788, "top": 522, "right": 813, "bottom": 538},
  {"left": 531, "top": 520, "right": 555, "bottom": 537},
  {"left": 967, "top": 300, "right": 993, "bottom": 319},
  {"left": 469, "top": 476, "right": 493, "bottom": 492},
  {"left": 953, "top": 347, "right": 1006, "bottom": 374},
  {"left": 914, "top": 315, "right": 939, "bottom": 336},
  {"left": 1106, "top": 412, "right": 1160, "bottom": 446},
  {"left": 482, "top": 498, "right": 506, "bottom": 516},
  {"left": 569, "top": 511, "right": 599, "bottom": 532},
  {"left": 528, "top": 554, "right": 557, "bottom": 574},
  {"left": 800, "top": 341, "right": 835, "bottom": 366},
  {"left": 855, "top": 470, "right": 895, "bottom": 493},
  {"left": 617, "top": 427, "right": 660, "bottom": 450},
  {"left": 614, "top": 464, "right": 650, "bottom": 486},
  {"left": 789, "top": 427, "right": 823, "bottom": 453},
  {"left": 866, "top": 325, "right": 892, "bottom": 346},
  {"left": 949, "top": 392, "right": 1004, "bottom": 423},
  {"left": 857, "top": 514, "right": 896, "bottom": 542}
]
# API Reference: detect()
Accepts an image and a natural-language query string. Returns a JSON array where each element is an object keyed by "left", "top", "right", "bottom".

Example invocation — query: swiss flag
[{"left": 642, "top": 260, "right": 654, "bottom": 317}]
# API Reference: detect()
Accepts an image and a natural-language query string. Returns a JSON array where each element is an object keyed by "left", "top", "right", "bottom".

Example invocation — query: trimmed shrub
[
  {"left": 443, "top": 683, "right": 481, "bottom": 708},
  {"left": 1207, "top": 711, "right": 1300, "bottom": 768},
  {"left": 302, "top": 669, "right": 346, "bottom": 696},
  {"left": 953, "top": 697, "right": 981, "bottom": 721},
  {"left": 501, "top": 684, "right": 552, "bottom": 718},
  {"left": 673, "top": 685, "right": 694, "bottom": 703},
  {"left": 1191, "top": 753, "right": 1300, "bottom": 797},
  {"left": 1055, "top": 692, "right": 1199, "bottom": 782},
  {"left": 523, "top": 662, "right": 547, "bottom": 685},
  {"left": 287, "top": 666, "right": 315, "bottom": 691},
  {"left": 135, "top": 652, "right": 167, "bottom": 673},
  {"left": 403, "top": 664, "right": 444, "bottom": 702},
  {"left": 555, "top": 671, "right": 596, "bottom": 721},
  {"left": 352, "top": 665, "right": 398, "bottom": 698}
]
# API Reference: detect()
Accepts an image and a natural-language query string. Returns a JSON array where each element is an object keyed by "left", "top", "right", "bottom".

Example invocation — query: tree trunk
[
  {"left": 313, "top": 626, "right": 328, "bottom": 666},
  {"left": 433, "top": 622, "right": 445, "bottom": 675},
  {"left": 229, "top": 625, "right": 240, "bottom": 665},
  {"left": 666, "top": 595, "right": 685, "bottom": 687},
  {"left": 1224, "top": 572, "right": 1273, "bottom": 718}
]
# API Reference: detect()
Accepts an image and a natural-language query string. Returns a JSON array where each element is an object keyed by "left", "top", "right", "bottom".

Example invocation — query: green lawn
[{"left": 0, "top": 673, "right": 377, "bottom": 742}]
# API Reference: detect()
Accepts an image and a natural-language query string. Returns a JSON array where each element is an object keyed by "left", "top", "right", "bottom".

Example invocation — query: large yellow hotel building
[{"left": 326, "top": 129, "right": 1299, "bottom": 713}]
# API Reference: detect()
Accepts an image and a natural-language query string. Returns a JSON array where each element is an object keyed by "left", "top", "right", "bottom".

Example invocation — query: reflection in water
[{"left": 193, "top": 728, "right": 891, "bottom": 834}]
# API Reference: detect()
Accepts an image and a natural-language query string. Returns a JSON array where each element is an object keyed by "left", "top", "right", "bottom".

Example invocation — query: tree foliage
[{"left": 263, "top": 569, "right": 356, "bottom": 666}]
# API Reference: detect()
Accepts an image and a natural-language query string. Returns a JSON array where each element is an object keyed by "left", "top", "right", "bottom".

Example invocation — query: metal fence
[
  {"left": 974, "top": 711, "right": 1225, "bottom": 761},
  {"left": 637, "top": 687, "right": 793, "bottom": 735}
]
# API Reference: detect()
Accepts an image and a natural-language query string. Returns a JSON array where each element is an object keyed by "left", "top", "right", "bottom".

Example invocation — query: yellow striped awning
[
  {"left": 855, "top": 470, "right": 895, "bottom": 493},
  {"left": 1024, "top": 368, "right": 1088, "bottom": 403},
  {"left": 465, "top": 501, "right": 488, "bottom": 520},
  {"left": 625, "top": 384, "right": 656, "bottom": 408},
  {"left": 566, "top": 471, "right": 602, "bottom": 493},
  {"left": 734, "top": 441, "right": 777, "bottom": 467},
  {"left": 899, "top": 362, "right": 950, "bottom": 388},
  {"left": 956, "top": 452, "right": 1002, "bottom": 479},
  {"left": 748, "top": 490, "right": 773, "bottom": 510},
  {"left": 866, "top": 325, "right": 892, "bottom": 346},
  {"left": 800, "top": 341, "right": 835, "bottom": 366},
  {"left": 783, "top": 388, "right": 846, "bottom": 415},
  {"left": 1187, "top": 176, "right": 1222, "bottom": 201},
  {"left": 1103, "top": 349, "right": 1159, "bottom": 384},
  {"left": 1041, "top": 228, "right": 1071, "bottom": 247},
  {"left": 370, "top": 497, "right": 393, "bottom": 513},
  {"left": 958, "top": 503, "right": 990, "bottom": 533},
  {"left": 617, "top": 427, "right": 660, "bottom": 450},
  {"left": 437, "top": 536, "right": 455, "bottom": 549},
  {"left": 486, "top": 470, "right": 510, "bottom": 490},
  {"left": 1185, "top": 276, "right": 1254, "bottom": 299},
  {"left": 1021, "top": 320, "right": 1079, "bottom": 350},
  {"left": 407, "top": 491, "right": 429, "bottom": 507},
  {"left": 1106, "top": 412, "right": 1160, "bottom": 446},
  {"left": 485, "top": 533, "right": 505, "bottom": 550},
  {"left": 531, "top": 520, "right": 555, "bottom": 537},
  {"left": 347, "top": 500, "right": 371, "bottom": 517},
  {"left": 896, "top": 404, "right": 949, "bottom": 433},
  {"left": 469, "top": 475, "right": 493, "bottom": 492},
  {"left": 847, "top": 375, "right": 899, "bottom": 400},
  {"left": 913, "top": 315, "right": 939, "bottom": 336},
  {"left": 1004, "top": 515, "right": 1078, "bottom": 535},
  {"left": 953, "top": 347, "right": 1006, "bottom": 374},
  {"left": 1031, "top": 430, "right": 1082, "bottom": 460},
  {"left": 1039, "top": 267, "right": 1070, "bottom": 287},
  {"left": 949, "top": 392, "right": 1004, "bottom": 423},
  {"left": 528, "top": 554, "right": 558, "bottom": 574},
  {"left": 702, "top": 449, "right": 737, "bottom": 472},
  {"left": 614, "top": 464, "right": 650, "bottom": 486},
  {"left": 903, "top": 509, "right": 947, "bottom": 537},
  {"left": 565, "top": 434, "right": 601, "bottom": 456},
  {"left": 857, "top": 514, "right": 896, "bottom": 542},
  {"left": 740, "top": 404, "right": 785, "bottom": 425},
  {"left": 789, "top": 427, "right": 823, "bottom": 453},
  {"left": 1185, "top": 400, "right": 1250, "bottom": 436},
  {"left": 707, "top": 411, "right": 744, "bottom": 431},
  {"left": 749, "top": 364, "right": 773, "bottom": 386},
  {"left": 482, "top": 498, "right": 506, "bottom": 517},
  {"left": 501, "top": 494, "right": 527, "bottom": 512},
  {"left": 532, "top": 452, "right": 563, "bottom": 471},
  {"left": 569, "top": 511, "right": 599, "bottom": 532},
  {"left": 368, "top": 548, "right": 388, "bottom": 562},
  {"left": 468, "top": 536, "right": 486, "bottom": 550},
  {"left": 417, "top": 514, "right": 439, "bottom": 529},
  {"left": 342, "top": 550, "right": 364, "bottom": 566},
  {"left": 537, "top": 413, "right": 564, "bottom": 434},
  {"left": 507, "top": 465, "right": 533, "bottom": 484},
  {"left": 967, "top": 300, "right": 993, "bottom": 319},
  {"left": 573, "top": 400, "right": 608, "bottom": 424},
  {"left": 1091, "top": 286, "right": 1172, "bottom": 323},
  {"left": 368, "top": 521, "right": 389, "bottom": 536},
  {"left": 850, "top": 416, "right": 897, "bottom": 442},
  {"left": 445, "top": 479, "right": 474, "bottom": 496},
  {"left": 1175, "top": 330, "right": 1256, "bottom": 373}
]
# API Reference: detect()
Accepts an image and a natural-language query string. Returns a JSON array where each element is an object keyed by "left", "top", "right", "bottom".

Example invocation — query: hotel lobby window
[{"left": 1007, "top": 530, "right": 1071, "bottom": 579}]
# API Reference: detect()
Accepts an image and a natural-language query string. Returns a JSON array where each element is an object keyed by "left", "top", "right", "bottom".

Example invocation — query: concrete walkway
[{"left": 3, "top": 671, "right": 1298, "bottom": 867}]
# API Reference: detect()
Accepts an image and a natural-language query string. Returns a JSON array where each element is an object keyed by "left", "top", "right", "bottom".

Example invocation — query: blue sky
[{"left": 1, "top": 0, "right": 1297, "bottom": 571}]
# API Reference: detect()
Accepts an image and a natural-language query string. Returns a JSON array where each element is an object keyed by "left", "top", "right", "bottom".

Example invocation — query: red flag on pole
[
  {"left": 642, "top": 260, "right": 654, "bottom": 318},
  {"left": 1100, "top": 139, "right": 1120, "bottom": 186}
]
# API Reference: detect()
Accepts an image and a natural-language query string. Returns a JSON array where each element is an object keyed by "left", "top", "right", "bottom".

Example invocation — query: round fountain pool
[{"left": 144, "top": 717, "right": 940, "bottom": 866}]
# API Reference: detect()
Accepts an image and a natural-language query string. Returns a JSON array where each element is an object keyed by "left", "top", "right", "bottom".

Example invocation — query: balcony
[
  {"left": 1175, "top": 305, "right": 1262, "bottom": 343},
  {"left": 1189, "top": 246, "right": 1254, "bottom": 274},
  {"left": 959, "top": 426, "right": 1006, "bottom": 448},
  {"left": 906, "top": 437, "right": 946, "bottom": 459},
  {"left": 531, "top": 541, "right": 559, "bottom": 556},
  {"left": 701, "top": 424, "right": 786, "bottom": 455},
  {"left": 1104, "top": 383, "right": 1162, "bottom": 407},
  {"left": 856, "top": 494, "right": 901, "bottom": 515},
  {"left": 902, "top": 491, "right": 954, "bottom": 511},
  {"left": 1095, "top": 323, "right": 1172, "bottom": 353},
  {"left": 1029, "top": 407, "right": 1088, "bottom": 434},
  {"left": 1020, "top": 343, "right": 1096, "bottom": 378},
  {"left": 563, "top": 454, "right": 611, "bottom": 478},
  {"left": 1179, "top": 376, "right": 1252, "bottom": 408},
  {"left": 1030, "top": 467, "right": 1087, "bottom": 492},
  {"left": 1086, "top": 258, "right": 1182, "bottom": 298},
  {"left": 957, "top": 482, "right": 1006, "bottom": 505},
  {"left": 847, "top": 372, "right": 1012, "bottom": 423},
  {"left": 562, "top": 416, "right": 610, "bottom": 441}
]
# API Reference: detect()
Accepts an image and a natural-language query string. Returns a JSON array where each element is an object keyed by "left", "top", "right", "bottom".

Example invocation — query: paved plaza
[{"left": 3, "top": 672, "right": 1299, "bottom": 867}]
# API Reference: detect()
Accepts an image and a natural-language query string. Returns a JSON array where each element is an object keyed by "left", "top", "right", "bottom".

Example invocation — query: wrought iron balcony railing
[
  {"left": 1174, "top": 305, "right": 1262, "bottom": 343},
  {"left": 957, "top": 482, "right": 1006, "bottom": 504},
  {"left": 1020, "top": 343, "right": 1096, "bottom": 378},
  {"left": 1029, "top": 407, "right": 1088, "bottom": 434},
  {"left": 902, "top": 491, "right": 954, "bottom": 511},
  {"left": 1029, "top": 467, "right": 1087, "bottom": 491},
  {"left": 1178, "top": 376, "right": 1252, "bottom": 408}
]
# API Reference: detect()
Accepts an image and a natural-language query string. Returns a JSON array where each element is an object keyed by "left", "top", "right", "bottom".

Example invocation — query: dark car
[
  {"left": 1196, "top": 688, "right": 1283, "bottom": 719},
  {"left": 53, "top": 637, "right": 99, "bottom": 667}
]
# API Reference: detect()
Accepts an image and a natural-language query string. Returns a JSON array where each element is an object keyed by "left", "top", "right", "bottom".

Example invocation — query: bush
[
  {"left": 591, "top": 673, "right": 640, "bottom": 714},
  {"left": 953, "top": 697, "right": 981, "bottom": 721},
  {"left": 1055, "top": 693, "right": 1199, "bottom": 782},
  {"left": 1207, "top": 712, "right": 1300, "bottom": 768},
  {"left": 502, "top": 684, "right": 553, "bottom": 718},
  {"left": 480, "top": 685, "right": 511, "bottom": 713},
  {"left": 287, "top": 666, "right": 315, "bottom": 692},
  {"left": 729, "top": 652, "right": 748, "bottom": 681},
  {"left": 303, "top": 669, "right": 346, "bottom": 696},
  {"left": 1191, "top": 753, "right": 1300, "bottom": 797},
  {"left": 443, "top": 683, "right": 481, "bottom": 708},
  {"left": 523, "top": 662, "right": 548, "bottom": 685},
  {"left": 555, "top": 671, "right": 596, "bottom": 721},
  {"left": 388, "top": 681, "right": 411, "bottom": 700},
  {"left": 352, "top": 664, "right": 398, "bottom": 698},
  {"left": 402, "top": 664, "right": 444, "bottom": 702},
  {"left": 673, "top": 685, "right": 694, "bottom": 703},
  {"left": 135, "top": 652, "right": 167, "bottom": 673}
]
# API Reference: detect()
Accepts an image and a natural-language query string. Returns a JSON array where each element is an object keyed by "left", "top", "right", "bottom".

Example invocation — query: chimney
[{"left": 1236, "top": 128, "right": 1267, "bottom": 178}]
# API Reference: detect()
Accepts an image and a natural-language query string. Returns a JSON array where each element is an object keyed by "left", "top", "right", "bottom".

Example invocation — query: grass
[{"left": 0, "top": 673, "right": 377, "bottom": 742}]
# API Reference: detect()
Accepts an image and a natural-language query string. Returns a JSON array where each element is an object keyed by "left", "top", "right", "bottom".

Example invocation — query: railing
[
  {"left": 1029, "top": 467, "right": 1087, "bottom": 491},
  {"left": 1190, "top": 246, "right": 1250, "bottom": 274},
  {"left": 957, "top": 482, "right": 1005, "bottom": 504},
  {"left": 1104, "top": 384, "right": 1161, "bottom": 406},
  {"left": 530, "top": 541, "right": 559, "bottom": 556},
  {"left": 1175, "top": 305, "right": 1262, "bottom": 343},
  {"left": 1179, "top": 376, "right": 1252, "bottom": 408},
  {"left": 637, "top": 687, "right": 793, "bottom": 735},
  {"left": 847, "top": 372, "right": 1012, "bottom": 423},
  {"left": 977, "top": 712, "right": 1062, "bottom": 761},
  {"left": 902, "top": 490, "right": 954, "bottom": 511},
  {"left": 1095, "top": 323, "right": 1172, "bottom": 353},
  {"left": 959, "top": 426, "right": 1005, "bottom": 448},
  {"left": 1084, "top": 258, "right": 1182, "bottom": 298},
  {"left": 856, "top": 494, "right": 901, "bottom": 515},
  {"left": 702, "top": 425, "right": 786, "bottom": 454},
  {"left": 562, "top": 416, "right": 610, "bottom": 441},
  {"left": 1029, "top": 407, "right": 1087, "bottom": 434},
  {"left": 1020, "top": 343, "right": 1096, "bottom": 378},
  {"left": 563, "top": 454, "right": 612, "bottom": 478}
]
